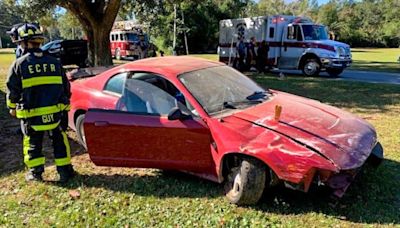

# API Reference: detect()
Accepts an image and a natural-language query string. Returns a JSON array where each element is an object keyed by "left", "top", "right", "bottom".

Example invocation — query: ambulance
[{"left": 219, "top": 15, "right": 352, "bottom": 77}]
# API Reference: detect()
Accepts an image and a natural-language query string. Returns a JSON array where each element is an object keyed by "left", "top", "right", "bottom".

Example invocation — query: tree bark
[{"left": 61, "top": 0, "right": 121, "bottom": 66}]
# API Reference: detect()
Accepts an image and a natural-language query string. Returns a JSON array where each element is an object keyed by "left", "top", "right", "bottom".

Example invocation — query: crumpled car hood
[{"left": 232, "top": 91, "right": 377, "bottom": 170}]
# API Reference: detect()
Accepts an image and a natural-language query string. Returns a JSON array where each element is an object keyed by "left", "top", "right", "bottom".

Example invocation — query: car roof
[{"left": 116, "top": 56, "right": 224, "bottom": 76}]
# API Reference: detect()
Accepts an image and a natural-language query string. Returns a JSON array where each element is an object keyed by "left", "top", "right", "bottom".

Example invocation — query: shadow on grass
[
  {"left": 253, "top": 75, "right": 400, "bottom": 113},
  {"left": 255, "top": 160, "right": 400, "bottom": 224},
  {"left": 58, "top": 159, "right": 400, "bottom": 225}
]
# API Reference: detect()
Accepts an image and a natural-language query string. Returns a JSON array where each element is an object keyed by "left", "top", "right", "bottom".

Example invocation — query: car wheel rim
[
  {"left": 233, "top": 173, "right": 242, "bottom": 193},
  {"left": 304, "top": 62, "right": 318, "bottom": 75},
  {"left": 227, "top": 167, "right": 242, "bottom": 197},
  {"left": 80, "top": 123, "right": 86, "bottom": 145}
]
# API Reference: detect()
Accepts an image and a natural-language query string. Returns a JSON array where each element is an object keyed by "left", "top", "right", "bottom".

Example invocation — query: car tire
[
  {"left": 224, "top": 157, "right": 266, "bottom": 205},
  {"left": 75, "top": 114, "right": 87, "bottom": 150},
  {"left": 326, "top": 68, "right": 343, "bottom": 77},
  {"left": 302, "top": 58, "right": 321, "bottom": 77},
  {"left": 115, "top": 48, "right": 121, "bottom": 60}
]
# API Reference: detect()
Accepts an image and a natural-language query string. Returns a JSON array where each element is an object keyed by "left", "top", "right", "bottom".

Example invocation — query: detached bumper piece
[
  {"left": 326, "top": 169, "right": 359, "bottom": 198},
  {"left": 327, "top": 142, "right": 384, "bottom": 198}
]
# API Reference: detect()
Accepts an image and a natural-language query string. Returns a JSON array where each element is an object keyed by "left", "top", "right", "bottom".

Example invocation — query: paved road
[{"left": 273, "top": 69, "right": 400, "bottom": 85}]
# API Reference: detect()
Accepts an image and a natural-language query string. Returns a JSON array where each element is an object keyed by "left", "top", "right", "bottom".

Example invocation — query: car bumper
[
  {"left": 326, "top": 142, "right": 384, "bottom": 198},
  {"left": 284, "top": 142, "right": 384, "bottom": 198},
  {"left": 321, "top": 57, "right": 352, "bottom": 69}
]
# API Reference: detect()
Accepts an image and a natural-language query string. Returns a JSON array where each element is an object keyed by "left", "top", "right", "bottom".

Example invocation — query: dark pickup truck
[{"left": 41, "top": 40, "right": 88, "bottom": 67}]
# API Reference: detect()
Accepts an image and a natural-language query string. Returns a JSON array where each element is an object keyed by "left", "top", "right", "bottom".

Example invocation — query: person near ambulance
[
  {"left": 235, "top": 36, "right": 246, "bottom": 71},
  {"left": 5, "top": 23, "right": 75, "bottom": 182},
  {"left": 246, "top": 37, "right": 257, "bottom": 70},
  {"left": 256, "top": 40, "right": 269, "bottom": 73}
]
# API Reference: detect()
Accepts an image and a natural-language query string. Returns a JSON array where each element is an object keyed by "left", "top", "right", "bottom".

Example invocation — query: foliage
[
  {"left": 3, "top": 0, "right": 121, "bottom": 66},
  {"left": 58, "top": 12, "right": 85, "bottom": 40},
  {"left": 128, "top": 0, "right": 400, "bottom": 52},
  {"left": 0, "top": 1, "right": 23, "bottom": 48},
  {"left": 122, "top": 0, "right": 256, "bottom": 54}
]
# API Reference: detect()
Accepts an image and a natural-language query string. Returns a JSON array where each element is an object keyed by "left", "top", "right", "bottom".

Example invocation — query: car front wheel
[
  {"left": 75, "top": 114, "right": 87, "bottom": 150},
  {"left": 224, "top": 157, "right": 266, "bottom": 205}
]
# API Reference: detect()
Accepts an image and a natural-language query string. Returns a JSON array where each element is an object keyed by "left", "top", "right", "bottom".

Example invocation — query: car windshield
[
  {"left": 179, "top": 66, "right": 268, "bottom": 115},
  {"left": 302, "top": 25, "right": 328, "bottom": 40}
]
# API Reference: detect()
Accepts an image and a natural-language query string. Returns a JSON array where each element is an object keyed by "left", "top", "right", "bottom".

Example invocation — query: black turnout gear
[{"left": 6, "top": 47, "right": 74, "bottom": 180}]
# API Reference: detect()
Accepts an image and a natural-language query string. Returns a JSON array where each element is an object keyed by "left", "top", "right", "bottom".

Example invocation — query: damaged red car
[{"left": 68, "top": 56, "right": 383, "bottom": 205}]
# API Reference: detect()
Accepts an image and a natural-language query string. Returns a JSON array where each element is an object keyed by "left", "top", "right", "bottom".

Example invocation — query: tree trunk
[
  {"left": 61, "top": 0, "right": 121, "bottom": 67},
  {"left": 91, "top": 25, "right": 113, "bottom": 66}
]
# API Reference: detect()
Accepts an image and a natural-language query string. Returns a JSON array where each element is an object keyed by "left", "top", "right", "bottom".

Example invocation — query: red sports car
[{"left": 68, "top": 56, "right": 383, "bottom": 205}]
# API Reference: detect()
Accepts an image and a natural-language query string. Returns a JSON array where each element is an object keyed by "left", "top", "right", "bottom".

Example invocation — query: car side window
[
  {"left": 104, "top": 72, "right": 127, "bottom": 95},
  {"left": 116, "top": 73, "right": 193, "bottom": 116}
]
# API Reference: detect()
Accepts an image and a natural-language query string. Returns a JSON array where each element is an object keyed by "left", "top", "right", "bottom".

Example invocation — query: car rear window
[{"left": 104, "top": 72, "right": 127, "bottom": 94}]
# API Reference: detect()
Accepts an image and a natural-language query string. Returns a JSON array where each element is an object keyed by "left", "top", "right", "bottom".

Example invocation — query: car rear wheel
[
  {"left": 76, "top": 114, "right": 87, "bottom": 150},
  {"left": 224, "top": 157, "right": 266, "bottom": 205},
  {"left": 302, "top": 58, "right": 321, "bottom": 77},
  {"left": 326, "top": 68, "right": 344, "bottom": 77}
]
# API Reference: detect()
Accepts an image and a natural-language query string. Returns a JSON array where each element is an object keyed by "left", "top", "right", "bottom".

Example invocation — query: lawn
[
  {"left": 0, "top": 51, "right": 399, "bottom": 227},
  {"left": 351, "top": 48, "right": 400, "bottom": 73},
  {"left": 192, "top": 48, "right": 400, "bottom": 73}
]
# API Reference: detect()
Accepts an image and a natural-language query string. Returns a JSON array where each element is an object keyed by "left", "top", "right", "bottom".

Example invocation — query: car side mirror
[{"left": 168, "top": 107, "right": 191, "bottom": 121}]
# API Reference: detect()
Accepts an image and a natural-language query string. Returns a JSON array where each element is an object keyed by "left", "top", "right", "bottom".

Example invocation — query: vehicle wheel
[
  {"left": 302, "top": 58, "right": 321, "bottom": 77},
  {"left": 224, "top": 157, "right": 266, "bottom": 205},
  {"left": 326, "top": 68, "right": 343, "bottom": 77},
  {"left": 75, "top": 114, "right": 87, "bottom": 150},
  {"left": 115, "top": 48, "right": 121, "bottom": 60}
]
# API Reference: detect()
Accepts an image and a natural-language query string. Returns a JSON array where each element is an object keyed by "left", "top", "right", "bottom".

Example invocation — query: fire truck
[
  {"left": 219, "top": 15, "right": 352, "bottom": 77},
  {"left": 110, "top": 21, "right": 149, "bottom": 60}
]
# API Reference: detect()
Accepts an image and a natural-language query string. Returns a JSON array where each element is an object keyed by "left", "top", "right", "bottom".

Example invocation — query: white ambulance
[{"left": 219, "top": 15, "right": 352, "bottom": 77}]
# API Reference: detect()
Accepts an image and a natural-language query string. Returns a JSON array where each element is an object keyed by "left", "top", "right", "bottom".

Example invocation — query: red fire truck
[{"left": 110, "top": 21, "right": 149, "bottom": 60}]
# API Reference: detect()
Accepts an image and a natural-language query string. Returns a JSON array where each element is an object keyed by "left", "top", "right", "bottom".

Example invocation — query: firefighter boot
[
  {"left": 25, "top": 165, "right": 44, "bottom": 182},
  {"left": 57, "top": 164, "right": 76, "bottom": 183}
]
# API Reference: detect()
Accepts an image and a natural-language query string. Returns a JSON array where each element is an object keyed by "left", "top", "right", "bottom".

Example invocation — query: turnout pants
[{"left": 21, "top": 121, "right": 71, "bottom": 171}]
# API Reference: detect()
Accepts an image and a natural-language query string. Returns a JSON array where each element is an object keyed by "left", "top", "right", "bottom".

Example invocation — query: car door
[
  {"left": 83, "top": 72, "right": 214, "bottom": 172},
  {"left": 279, "top": 24, "right": 305, "bottom": 69}
]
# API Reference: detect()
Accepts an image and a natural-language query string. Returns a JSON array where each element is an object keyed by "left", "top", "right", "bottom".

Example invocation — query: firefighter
[
  {"left": 5, "top": 23, "right": 75, "bottom": 182},
  {"left": 6, "top": 23, "right": 25, "bottom": 58}
]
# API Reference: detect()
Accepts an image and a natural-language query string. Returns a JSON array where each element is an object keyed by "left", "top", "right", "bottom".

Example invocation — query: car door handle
[{"left": 94, "top": 121, "right": 109, "bottom": 127}]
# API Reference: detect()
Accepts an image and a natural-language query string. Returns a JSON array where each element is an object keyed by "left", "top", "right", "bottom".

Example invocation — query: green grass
[
  {"left": 351, "top": 48, "right": 400, "bottom": 73},
  {"left": 0, "top": 51, "right": 399, "bottom": 227},
  {"left": 191, "top": 48, "right": 400, "bottom": 73}
]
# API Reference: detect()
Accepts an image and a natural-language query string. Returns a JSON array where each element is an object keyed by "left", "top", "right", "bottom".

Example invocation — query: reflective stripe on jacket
[{"left": 6, "top": 48, "right": 71, "bottom": 131}]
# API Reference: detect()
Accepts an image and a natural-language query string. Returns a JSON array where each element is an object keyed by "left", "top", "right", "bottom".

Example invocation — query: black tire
[
  {"left": 115, "top": 48, "right": 121, "bottom": 60},
  {"left": 75, "top": 114, "right": 87, "bottom": 150},
  {"left": 302, "top": 58, "right": 321, "bottom": 77},
  {"left": 224, "top": 157, "right": 266, "bottom": 205},
  {"left": 326, "top": 68, "right": 344, "bottom": 77}
]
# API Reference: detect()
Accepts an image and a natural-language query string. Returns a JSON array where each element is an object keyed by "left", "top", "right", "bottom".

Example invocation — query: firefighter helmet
[
  {"left": 6, "top": 23, "right": 24, "bottom": 43},
  {"left": 16, "top": 23, "right": 45, "bottom": 43}
]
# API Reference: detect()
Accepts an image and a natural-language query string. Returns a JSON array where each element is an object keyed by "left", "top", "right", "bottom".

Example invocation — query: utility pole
[
  {"left": 181, "top": 9, "right": 189, "bottom": 55},
  {"left": 172, "top": 4, "right": 177, "bottom": 56}
]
